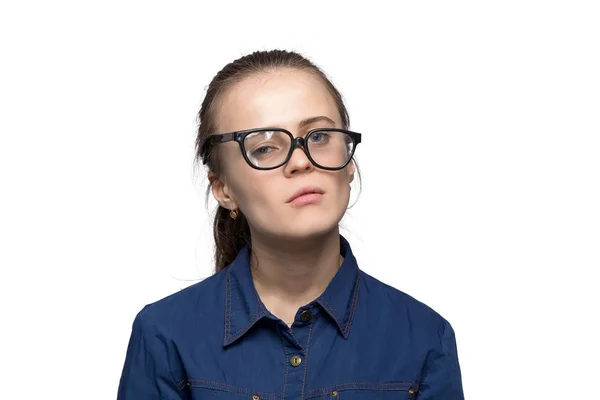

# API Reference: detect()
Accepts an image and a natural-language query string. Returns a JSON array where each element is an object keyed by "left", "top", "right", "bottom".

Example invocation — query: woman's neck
[{"left": 248, "top": 228, "right": 343, "bottom": 315}]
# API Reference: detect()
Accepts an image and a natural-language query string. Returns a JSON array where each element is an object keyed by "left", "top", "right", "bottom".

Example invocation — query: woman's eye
[
  {"left": 252, "top": 146, "right": 274, "bottom": 156},
  {"left": 310, "top": 132, "right": 329, "bottom": 143}
]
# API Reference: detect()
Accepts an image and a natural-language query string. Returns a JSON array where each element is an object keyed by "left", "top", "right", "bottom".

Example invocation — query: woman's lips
[{"left": 289, "top": 193, "right": 323, "bottom": 206}]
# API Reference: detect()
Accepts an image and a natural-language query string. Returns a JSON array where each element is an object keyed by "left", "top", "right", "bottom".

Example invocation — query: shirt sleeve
[
  {"left": 417, "top": 319, "right": 465, "bottom": 399},
  {"left": 117, "top": 308, "right": 187, "bottom": 399}
]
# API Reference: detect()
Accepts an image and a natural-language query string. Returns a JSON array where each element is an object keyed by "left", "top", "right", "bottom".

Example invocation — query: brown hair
[{"left": 193, "top": 49, "right": 361, "bottom": 274}]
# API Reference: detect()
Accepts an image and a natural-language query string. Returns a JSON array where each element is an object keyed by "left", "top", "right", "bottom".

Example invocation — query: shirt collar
[{"left": 223, "top": 234, "right": 361, "bottom": 347}]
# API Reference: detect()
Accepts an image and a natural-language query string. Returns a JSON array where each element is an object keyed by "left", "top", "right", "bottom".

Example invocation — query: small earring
[{"left": 229, "top": 208, "right": 238, "bottom": 219}]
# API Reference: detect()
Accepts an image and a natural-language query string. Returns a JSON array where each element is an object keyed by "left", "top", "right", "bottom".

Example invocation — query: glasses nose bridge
[{"left": 290, "top": 136, "right": 309, "bottom": 155}]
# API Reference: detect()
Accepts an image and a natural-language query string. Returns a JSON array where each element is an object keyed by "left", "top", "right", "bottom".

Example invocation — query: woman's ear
[{"left": 209, "top": 172, "right": 237, "bottom": 210}]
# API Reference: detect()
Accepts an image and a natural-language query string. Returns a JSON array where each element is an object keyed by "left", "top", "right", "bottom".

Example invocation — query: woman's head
[{"left": 194, "top": 50, "right": 361, "bottom": 273}]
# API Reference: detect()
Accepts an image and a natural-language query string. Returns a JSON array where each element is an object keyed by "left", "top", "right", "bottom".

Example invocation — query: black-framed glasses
[{"left": 200, "top": 127, "right": 362, "bottom": 170}]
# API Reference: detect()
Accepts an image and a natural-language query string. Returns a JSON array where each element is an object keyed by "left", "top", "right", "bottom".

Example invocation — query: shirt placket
[{"left": 277, "top": 306, "right": 317, "bottom": 400}]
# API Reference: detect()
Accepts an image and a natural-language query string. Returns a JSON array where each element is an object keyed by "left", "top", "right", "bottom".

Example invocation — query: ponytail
[{"left": 212, "top": 205, "right": 251, "bottom": 273}]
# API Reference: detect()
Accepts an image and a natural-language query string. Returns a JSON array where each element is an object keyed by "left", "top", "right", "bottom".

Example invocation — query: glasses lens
[
  {"left": 307, "top": 130, "right": 354, "bottom": 168},
  {"left": 244, "top": 130, "right": 291, "bottom": 168},
  {"left": 243, "top": 130, "right": 355, "bottom": 169}
]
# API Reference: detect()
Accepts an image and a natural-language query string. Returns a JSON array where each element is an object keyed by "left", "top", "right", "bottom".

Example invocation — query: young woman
[{"left": 117, "top": 50, "right": 464, "bottom": 399}]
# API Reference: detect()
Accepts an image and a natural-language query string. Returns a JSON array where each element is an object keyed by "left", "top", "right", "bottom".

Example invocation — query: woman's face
[{"left": 209, "top": 68, "right": 355, "bottom": 241}]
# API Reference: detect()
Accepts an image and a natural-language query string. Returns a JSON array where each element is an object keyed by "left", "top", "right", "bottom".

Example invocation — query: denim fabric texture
[{"left": 117, "top": 234, "right": 464, "bottom": 399}]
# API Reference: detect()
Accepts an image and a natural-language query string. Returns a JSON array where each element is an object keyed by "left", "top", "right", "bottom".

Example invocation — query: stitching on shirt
[
  {"left": 308, "top": 381, "right": 416, "bottom": 390},
  {"left": 317, "top": 272, "right": 361, "bottom": 338},
  {"left": 226, "top": 268, "right": 232, "bottom": 343},
  {"left": 228, "top": 310, "right": 265, "bottom": 342},
  {"left": 187, "top": 379, "right": 283, "bottom": 397},
  {"left": 172, "top": 374, "right": 187, "bottom": 391},
  {"left": 305, "top": 381, "right": 417, "bottom": 398},
  {"left": 225, "top": 264, "right": 266, "bottom": 345},
  {"left": 251, "top": 261, "right": 265, "bottom": 313},
  {"left": 174, "top": 377, "right": 187, "bottom": 391},
  {"left": 305, "top": 387, "right": 412, "bottom": 399},
  {"left": 318, "top": 298, "right": 343, "bottom": 325},
  {"left": 300, "top": 321, "right": 314, "bottom": 400},
  {"left": 279, "top": 326, "right": 290, "bottom": 398},
  {"left": 344, "top": 273, "right": 361, "bottom": 337}
]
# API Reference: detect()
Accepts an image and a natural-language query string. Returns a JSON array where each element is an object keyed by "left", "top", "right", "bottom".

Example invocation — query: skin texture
[{"left": 208, "top": 68, "right": 355, "bottom": 327}]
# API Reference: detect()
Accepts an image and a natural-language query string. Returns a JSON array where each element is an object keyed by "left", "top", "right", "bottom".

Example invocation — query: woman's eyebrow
[{"left": 298, "top": 116, "right": 336, "bottom": 130}]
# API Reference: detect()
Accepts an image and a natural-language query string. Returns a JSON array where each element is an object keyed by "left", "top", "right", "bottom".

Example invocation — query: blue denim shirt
[{"left": 117, "top": 234, "right": 464, "bottom": 399}]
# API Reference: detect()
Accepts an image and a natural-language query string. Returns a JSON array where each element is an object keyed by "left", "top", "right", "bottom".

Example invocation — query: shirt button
[
  {"left": 290, "top": 355, "right": 302, "bottom": 367},
  {"left": 300, "top": 309, "right": 312, "bottom": 322}
]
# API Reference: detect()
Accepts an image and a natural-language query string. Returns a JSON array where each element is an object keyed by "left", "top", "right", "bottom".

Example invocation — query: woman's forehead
[{"left": 215, "top": 69, "right": 341, "bottom": 133}]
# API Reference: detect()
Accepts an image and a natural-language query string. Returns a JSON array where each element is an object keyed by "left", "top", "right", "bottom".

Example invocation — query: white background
[{"left": 1, "top": 1, "right": 598, "bottom": 398}]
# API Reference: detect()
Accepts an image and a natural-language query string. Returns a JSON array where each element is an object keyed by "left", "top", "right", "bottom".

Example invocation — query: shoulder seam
[
  {"left": 135, "top": 309, "right": 185, "bottom": 391},
  {"left": 420, "top": 318, "right": 448, "bottom": 380}
]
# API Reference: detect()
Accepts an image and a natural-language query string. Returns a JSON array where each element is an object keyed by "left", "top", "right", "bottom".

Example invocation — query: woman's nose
[{"left": 284, "top": 142, "right": 313, "bottom": 174}]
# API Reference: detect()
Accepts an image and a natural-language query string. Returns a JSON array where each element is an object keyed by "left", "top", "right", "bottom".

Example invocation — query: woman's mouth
[{"left": 289, "top": 192, "right": 323, "bottom": 206}]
